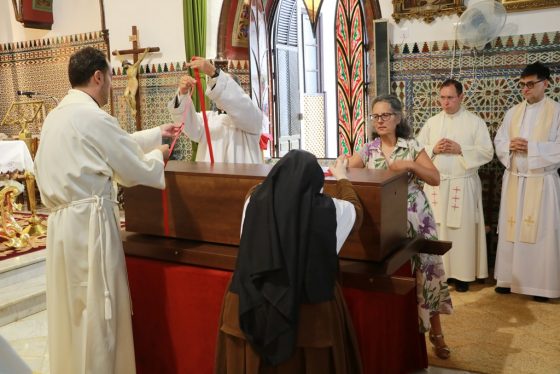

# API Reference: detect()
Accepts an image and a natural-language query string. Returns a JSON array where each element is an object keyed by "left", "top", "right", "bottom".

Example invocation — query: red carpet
[{"left": 0, "top": 212, "right": 47, "bottom": 261}]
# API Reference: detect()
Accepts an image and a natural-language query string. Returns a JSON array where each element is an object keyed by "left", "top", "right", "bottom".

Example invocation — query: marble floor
[
  {"left": 0, "top": 309, "right": 471, "bottom": 374},
  {"left": 0, "top": 310, "right": 48, "bottom": 373}
]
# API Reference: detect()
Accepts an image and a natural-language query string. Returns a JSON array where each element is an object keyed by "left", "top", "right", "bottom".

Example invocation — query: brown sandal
[{"left": 429, "top": 333, "right": 451, "bottom": 359}]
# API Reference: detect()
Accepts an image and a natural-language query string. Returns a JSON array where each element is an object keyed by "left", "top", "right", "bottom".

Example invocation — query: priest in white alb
[
  {"left": 494, "top": 62, "right": 560, "bottom": 302},
  {"left": 168, "top": 57, "right": 263, "bottom": 163},
  {"left": 418, "top": 79, "right": 494, "bottom": 292},
  {"left": 35, "top": 47, "right": 179, "bottom": 374}
]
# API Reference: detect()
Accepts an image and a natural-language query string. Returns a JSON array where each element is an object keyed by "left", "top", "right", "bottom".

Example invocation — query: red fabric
[
  {"left": 126, "top": 257, "right": 426, "bottom": 374},
  {"left": 127, "top": 257, "right": 231, "bottom": 374},
  {"left": 193, "top": 68, "right": 214, "bottom": 164},
  {"left": 342, "top": 262, "right": 428, "bottom": 374},
  {"left": 259, "top": 133, "right": 272, "bottom": 150}
]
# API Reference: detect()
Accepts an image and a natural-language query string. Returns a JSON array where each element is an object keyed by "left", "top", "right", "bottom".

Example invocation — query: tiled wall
[{"left": 390, "top": 31, "right": 560, "bottom": 228}]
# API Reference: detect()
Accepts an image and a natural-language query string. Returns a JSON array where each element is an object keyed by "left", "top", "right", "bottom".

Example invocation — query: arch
[{"left": 335, "top": 0, "right": 367, "bottom": 155}]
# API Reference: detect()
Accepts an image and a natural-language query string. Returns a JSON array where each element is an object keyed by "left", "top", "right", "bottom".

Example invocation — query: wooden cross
[{"left": 112, "top": 26, "right": 160, "bottom": 131}]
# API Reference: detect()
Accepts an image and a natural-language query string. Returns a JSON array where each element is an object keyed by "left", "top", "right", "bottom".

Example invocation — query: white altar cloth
[{"left": 0, "top": 140, "right": 34, "bottom": 174}]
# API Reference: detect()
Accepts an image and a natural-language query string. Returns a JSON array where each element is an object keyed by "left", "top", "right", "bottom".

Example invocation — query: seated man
[{"left": 168, "top": 57, "right": 263, "bottom": 163}]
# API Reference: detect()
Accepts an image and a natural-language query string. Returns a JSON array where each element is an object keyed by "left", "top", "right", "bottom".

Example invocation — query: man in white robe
[
  {"left": 167, "top": 57, "right": 263, "bottom": 163},
  {"left": 34, "top": 47, "right": 179, "bottom": 374},
  {"left": 418, "top": 79, "right": 494, "bottom": 292},
  {"left": 494, "top": 62, "right": 560, "bottom": 302}
]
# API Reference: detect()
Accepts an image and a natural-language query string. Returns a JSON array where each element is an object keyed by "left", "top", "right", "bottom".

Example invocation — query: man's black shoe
[
  {"left": 495, "top": 287, "right": 511, "bottom": 294},
  {"left": 455, "top": 280, "right": 469, "bottom": 292},
  {"left": 533, "top": 296, "right": 549, "bottom": 302}
]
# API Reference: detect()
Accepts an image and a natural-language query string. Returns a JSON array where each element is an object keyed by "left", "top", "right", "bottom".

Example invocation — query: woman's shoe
[{"left": 429, "top": 333, "right": 451, "bottom": 359}]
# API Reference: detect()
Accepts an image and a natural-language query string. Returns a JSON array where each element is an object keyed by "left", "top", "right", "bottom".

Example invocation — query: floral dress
[{"left": 359, "top": 137, "right": 453, "bottom": 333}]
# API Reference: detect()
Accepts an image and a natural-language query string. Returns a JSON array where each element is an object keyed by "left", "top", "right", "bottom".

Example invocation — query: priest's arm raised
[
  {"left": 206, "top": 71, "right": 262, "bottom": 135},
  {"left": 167, "top": 72, "right": 262, "bottom": 140}
]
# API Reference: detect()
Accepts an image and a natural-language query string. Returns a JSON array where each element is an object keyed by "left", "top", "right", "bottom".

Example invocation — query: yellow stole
[{"left": 505, "top": 97, "right": 555, "bottom": 243}]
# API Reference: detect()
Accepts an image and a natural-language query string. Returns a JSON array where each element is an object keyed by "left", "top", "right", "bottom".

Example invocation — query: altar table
[{"left": 0, "top": 140, "right": 33, "bottom": 175}]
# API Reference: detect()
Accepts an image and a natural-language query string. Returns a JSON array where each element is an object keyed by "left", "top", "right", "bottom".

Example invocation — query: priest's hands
[
  {"left": 510, "top": 137, "right": 528, "bottom": 153},
  {"left": 158, "top": 144, "right": 170, "bottom": 160},
  {"left": 160, "top": 123, "right": 183, "bottom": 138},
  {"left": 187, "top": 57, "right": 217, "bottom": 77},
  {"left": 329, "top": 155, "right": 349, "bottom": 180},
  {"left": 178, "top": 75, "right": 197, "bottom": 96},
  {"left": 433, "top": 138, "right": 462, "bottom": 155}
]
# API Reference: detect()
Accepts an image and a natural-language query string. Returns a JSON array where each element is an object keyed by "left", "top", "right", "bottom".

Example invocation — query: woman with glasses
[{"left": 347, "top": 94, "right": 453, "bottom": 360}]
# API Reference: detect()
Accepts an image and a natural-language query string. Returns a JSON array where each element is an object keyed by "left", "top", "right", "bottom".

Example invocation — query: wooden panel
[
  {"left": 121, "top": 232, "right": 451, "bottom": 294},
  {"left": 124, "top": 161, "right": 408, "bottom": 262},
  {"left": 121, "top": 231, "right": 417, "bottom": 295}
]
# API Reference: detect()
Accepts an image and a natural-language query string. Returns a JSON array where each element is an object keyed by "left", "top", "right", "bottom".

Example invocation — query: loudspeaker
[{"left": 372, "top": 19, "right": 390, "bottom": 96}]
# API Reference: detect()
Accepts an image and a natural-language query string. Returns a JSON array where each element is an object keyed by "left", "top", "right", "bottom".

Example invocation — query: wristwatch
[{"left": 211, "top": 68, "right": 220, "bottom": 78}]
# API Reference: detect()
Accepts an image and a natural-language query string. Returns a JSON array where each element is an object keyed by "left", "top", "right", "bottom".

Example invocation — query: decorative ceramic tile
[{"left": 390, "top": 31, "right": 560, "bottom": 229}]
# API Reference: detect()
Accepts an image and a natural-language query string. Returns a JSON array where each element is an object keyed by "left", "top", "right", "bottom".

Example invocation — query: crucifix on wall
[{"left": 112, "top": 26, "right": 159, "bottom": 131}]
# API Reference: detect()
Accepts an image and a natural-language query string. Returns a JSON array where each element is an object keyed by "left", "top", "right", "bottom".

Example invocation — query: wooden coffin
[{"left": 123, "top": 161, "right": 408, "bottom": 262}]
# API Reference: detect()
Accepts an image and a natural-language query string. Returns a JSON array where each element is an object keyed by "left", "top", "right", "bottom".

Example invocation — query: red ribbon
[
  {"left": 162, "top": 189, "right": 170, "bottom": 236},
  {"left": 164, "top": 123, "right": 185, "bottom": 167},
  {"left": 162, "top": 87, "right": 191, "bottom": 236},
  {"left": 161, "top": 124, "right": 184, "bottom": 236},
  {"left": 162, "top": 65, "right": 214, "bottom": 236},
  {"left": 193, "top": 68, "right": 214, "bottom": 164}
]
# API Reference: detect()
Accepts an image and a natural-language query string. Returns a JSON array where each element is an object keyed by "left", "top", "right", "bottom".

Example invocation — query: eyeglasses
[
  {"left": 518, "top": 79, "right": 545, "bottom": 89},
  {"left": 369, "top": 112, "right": 397, "bottom": 122}
]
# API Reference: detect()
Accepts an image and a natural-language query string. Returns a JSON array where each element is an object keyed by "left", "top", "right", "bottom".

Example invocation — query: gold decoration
[
  {"left": 1, "top": 100, "right": 45, "bottom": 138},
  {"left": 1, "top": 100, "right": 45, "bottom": 157},
  {"left": 501, "top": 0, "right": 560, "bottom": 12},
  {"left": 24, "top": 171, "right": 47, "bottom": 236},
  {"left": 0, "top": 185, "right": 30, "bottom": 249},
  {"left": 392, "top": 0, "right": 465, "bottom": 24}
]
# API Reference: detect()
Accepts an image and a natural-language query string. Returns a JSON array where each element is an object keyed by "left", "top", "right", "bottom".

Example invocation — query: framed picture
[
  {"left": 392, "top": 0, "right": 465, "bottom": 24},
  {"left": 501, "top": 0, "right": 560, "bottom": 12}
]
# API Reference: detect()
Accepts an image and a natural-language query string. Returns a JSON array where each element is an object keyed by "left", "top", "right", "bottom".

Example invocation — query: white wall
[
  {"left": 321, "top": 0, "right": 338, "bottom": 157},
  {"left": 0, "top": 0, "right": 99, "bottom": 45},
  {"left": 379, "top": 0, "right": 560, "bottom": 45},
  {"left": 0, "top": 0, "right": 224, "bottom": 68}
]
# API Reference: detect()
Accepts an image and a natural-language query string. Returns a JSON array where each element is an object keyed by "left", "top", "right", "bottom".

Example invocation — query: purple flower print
[
  {"left": 422, "top": 261, "right": 446, "bottom": 281},
  {"left": 418, "top": 216, "right": 435, "bottom": 236},
  {"left": 408, "top": 202, "right": 418, "bottom": 213}
]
